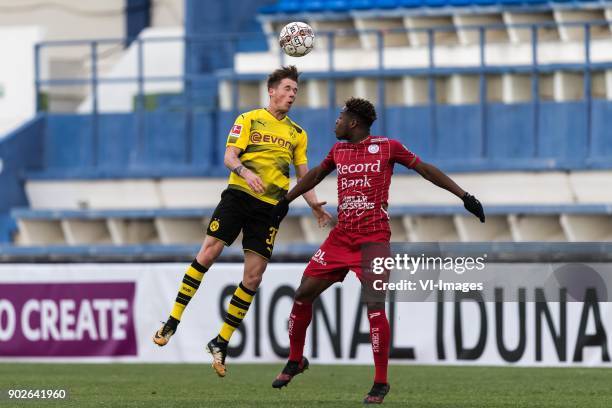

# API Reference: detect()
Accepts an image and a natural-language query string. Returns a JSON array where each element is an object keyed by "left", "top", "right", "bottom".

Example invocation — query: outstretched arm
[
  {"left": 295, "top": 164, "right": 333, "bottom": 227},
  {"left": 413, "top": 161, "right": 465, "bottom": 198},
  {"left": 413, "top": 161, "right": 485, "bottom": 222},
  {"left": 270, "top": 165, "right": 333, "bottom": 227},
  {"left": 287, "top": 165, "right": 332, "bottom": 202}
]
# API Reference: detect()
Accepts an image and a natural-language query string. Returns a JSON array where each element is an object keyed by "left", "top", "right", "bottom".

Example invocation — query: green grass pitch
[{"left": 1, "top": 363, "right": 611, "bottom": 407}]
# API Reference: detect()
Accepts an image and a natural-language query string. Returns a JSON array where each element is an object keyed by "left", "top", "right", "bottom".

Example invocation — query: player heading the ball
[{"left": 153, "top": 66, "right": 332, "bottom": 378}]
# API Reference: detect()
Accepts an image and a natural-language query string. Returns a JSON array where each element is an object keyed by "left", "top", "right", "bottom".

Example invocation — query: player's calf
[{"left": 272, "top": 357, "right": 309, "bottom": 389}]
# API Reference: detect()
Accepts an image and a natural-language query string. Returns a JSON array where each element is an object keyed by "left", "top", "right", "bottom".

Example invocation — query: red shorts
[{"left": 303, "top": 226, "right": 391, "bottom": 283}]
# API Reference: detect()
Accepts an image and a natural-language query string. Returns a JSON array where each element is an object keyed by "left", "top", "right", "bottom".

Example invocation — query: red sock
[
  {"left": 368, "top": 309, "right": 390, "bottom": 384},
  {"left": 288, "top": 301, "right": 313, "bottom": 362}
]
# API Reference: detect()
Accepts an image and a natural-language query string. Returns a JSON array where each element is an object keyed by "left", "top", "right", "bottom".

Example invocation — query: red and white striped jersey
[{"left": 320, "top": 136, "right": 420, "bottom": 234}]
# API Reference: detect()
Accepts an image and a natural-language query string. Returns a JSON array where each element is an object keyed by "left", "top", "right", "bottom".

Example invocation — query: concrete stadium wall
[{"left": 23, "top": 172, "right": 612, "bottom": 211}]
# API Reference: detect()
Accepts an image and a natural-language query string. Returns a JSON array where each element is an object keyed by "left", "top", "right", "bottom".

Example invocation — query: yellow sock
[
  {"left": 170, "top": 260, "right": 207, "bottom": 321},
  {"left": 218, "top": 282, "right": 256, "bottom": 342}
]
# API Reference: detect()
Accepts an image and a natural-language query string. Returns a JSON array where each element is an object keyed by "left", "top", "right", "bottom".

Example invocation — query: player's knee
[
  {"left": 366, "top": 302, "right": 385, "bottom": 312},
  {"left": 294, "top": 286, "right": 316, "bottom": 303}
]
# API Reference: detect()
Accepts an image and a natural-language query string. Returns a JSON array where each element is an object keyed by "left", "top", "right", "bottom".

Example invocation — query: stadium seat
[
  {"left": 350, "top": 0, "right": 377, "bottom": 9},
  {"left": 258, "top": 4, "right": 279, "bottom": 14},
  {"left": 260, "top": 0, "right": 604, "bottom": 14},
  {"left": 398, "top": 0, "right": 427, "bottom": 8},
  {"left": 471, "top": 0, "right": 497, "bottom": 5},
  {"left": 303, "top": 0, "right": 326, "bottom": 12},
  {"left": 276, "top": 0, "right": 302, "bottom": 13},
  {"left": 376, "top": 0, "right": 401, "bottom": 8},
  {"left": 324, "top": 0, "right": 352, "bottom": 11},
  {"left": 424, "top": 0, "right": 448, "bottom": 7},
  {"left": 449, "top": 0, "right": 475, "bottom": 6}
]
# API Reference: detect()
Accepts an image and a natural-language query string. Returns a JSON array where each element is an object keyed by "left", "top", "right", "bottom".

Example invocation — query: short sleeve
[
  {"left": 319, "top": 144, "right": 336, "bottom": 171},
  {"left": 293, "top": 129, "right": 308, "bottom": 166},
  {"left": 390, "top": 139, "right": 420, "bottom": 169},
  {"left": 226, "top": 113, "right": 251, "bottom": 151}
]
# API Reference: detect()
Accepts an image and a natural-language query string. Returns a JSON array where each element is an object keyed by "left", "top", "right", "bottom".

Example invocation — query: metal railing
[{"left": 34, "top": 19, "right": 612, "bottom": 170}]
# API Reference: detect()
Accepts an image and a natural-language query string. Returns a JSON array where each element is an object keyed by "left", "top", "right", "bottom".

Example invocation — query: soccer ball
[{"left": 279, "top": 22, "right": 315, "bottom": 57}]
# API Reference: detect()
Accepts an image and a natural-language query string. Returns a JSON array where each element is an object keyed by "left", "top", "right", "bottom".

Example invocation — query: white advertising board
[{"left": 0, "top": 263, "right": 610, "bottom": 367}]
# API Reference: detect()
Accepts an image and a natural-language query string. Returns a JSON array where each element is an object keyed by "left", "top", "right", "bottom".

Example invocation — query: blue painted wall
[
  {"left": 125, "top": 0, "right": 150, "bottom": 45},
  {"left": 184, "top": 0, "right": 277, "bottom": 108},
  {"left": 30, "top": 102, "right": 612, "bottom": 180},
  {"left": 0, "top": 116, "right": 45, "bottom": 242}
]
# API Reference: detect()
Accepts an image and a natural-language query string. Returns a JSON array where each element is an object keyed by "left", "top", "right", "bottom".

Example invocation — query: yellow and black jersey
[{"left": 226, "top": 108, "right": 308, "bottom": 205}]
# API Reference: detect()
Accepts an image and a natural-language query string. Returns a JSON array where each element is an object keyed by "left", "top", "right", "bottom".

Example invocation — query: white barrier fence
[{"left": 0, "top": 263, "right": 610, "bottom": 366}]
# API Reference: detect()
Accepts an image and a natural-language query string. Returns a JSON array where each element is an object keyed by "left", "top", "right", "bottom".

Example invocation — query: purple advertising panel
[{"left": 0, "top": 282, "right": 137, "bottom": 357}]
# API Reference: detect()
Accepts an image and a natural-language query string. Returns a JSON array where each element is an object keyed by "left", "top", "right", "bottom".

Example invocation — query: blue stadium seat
[
  {"left": 261, "top": 0, "right": 604, "bottom": 13},
  {"left": 377, "top": 0, "right": 401, "bottom": 8},
  {"left": 448, "top": 0, "right": 475, "bottom": 5},
  {"left": 398, "top": 0, "right": 426, "bottom": 8},
  {"left": 498, "top": 0, "right": 526, "bottom": 5},
  {"left": 277, "top": 0, "right": 302, "bottom": 13},
  {"left": 471, "top": 0, "right": 497, "bottom": 5},
  {"left": 324, "top": 0, "right": 351, "bottom": 11},
  {"left": 303, "top": 0, "right": 326, "bottom": 11},
  {"left": 350, "top": 0, "right": 377, "bottom": 9},
  {"left": 424, "top": 0, "right": 448, "bottom": 7},
  {"left": 258, "top": 4, "right": 279, "bottom": 14}
]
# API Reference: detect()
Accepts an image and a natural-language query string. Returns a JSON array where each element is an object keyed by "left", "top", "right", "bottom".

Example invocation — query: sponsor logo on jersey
[
  {"left": 339, "top": 194, "right": 375, "bottom": 218},
  {"left": 341, "top": 175, "right": 372, "bottom": 189},
  {"left": 249, "top": 132, "right": 292, "bottom": 149},
  {"left": 370, "top": 137, "right": 387, "bottom": 142},
  {"left": 339, "top": 195, "right": 375, "bottom": 211},
  {"left": 368, "top": 144, "right": 380, "bottom": 154},
  {"left": 311, "top": 249, "right": 327, "bottom": 266},
  {"left": 230, "top": 124, "right": 242, "bottom": 137},
  {"left": 336, "top": 160, "right": 381, "bottom": 175}
]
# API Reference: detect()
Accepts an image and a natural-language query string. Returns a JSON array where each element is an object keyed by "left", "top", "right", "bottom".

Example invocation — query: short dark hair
[
  {"left": 344, "top": 97, "right": 377, "bottom": 128},
  {"left": 267, "top": 65, "right": 300, "bottom": 89}
]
